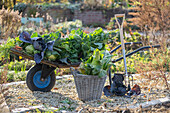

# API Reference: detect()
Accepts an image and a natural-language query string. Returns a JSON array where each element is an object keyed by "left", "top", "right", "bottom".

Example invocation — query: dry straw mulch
[{"left": 4, "top": 76, "right": 170, "bottom": 112}]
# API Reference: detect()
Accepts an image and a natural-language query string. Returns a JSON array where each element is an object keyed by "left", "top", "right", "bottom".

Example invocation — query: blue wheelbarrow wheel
[{"left": 26, "top": 65, "right": 56, "bottom": 92}]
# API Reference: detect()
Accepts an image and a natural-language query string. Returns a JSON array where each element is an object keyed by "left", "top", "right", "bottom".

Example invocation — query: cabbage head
[
  {"left": 25, "top": 45, "right": 35, "bottom": 55},
  {"left": 48, "top": 55, "right": 57, "bottom": 61}
]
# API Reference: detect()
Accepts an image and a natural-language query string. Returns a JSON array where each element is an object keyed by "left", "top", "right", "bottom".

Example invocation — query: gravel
[{"left": 3, "top": 75, "right": 170, "bottom": 112}]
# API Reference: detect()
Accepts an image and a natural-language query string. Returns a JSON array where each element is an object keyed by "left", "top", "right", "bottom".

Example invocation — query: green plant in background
[
  {"left": 6, "top": 72, "right": 14, "bottom": 82},
  {"left": 0, "top": 38, "right": 16, "bottom": 62},
  {"left": 54, "top": 68, "right": 60, "bottom": 76},
  {"left": 82, "top": 0, "right": 128, "bottom": 10},
  {"left": 60, "top": 98, "right": 73, "bottom": 105},
  {"left": 115, "top": 51, "right": 145, "bottom": 73},
  {"left": 3, "top": 60, "right": 35, "bottom": 71},
  {"left": 115, "top": 47, "right": 170, "bottom": 75},
  {"left": 107, "top": 28, "right": 142, "bottom": 51},
  {"left": 1, "top": 59, "right": 34, "bottom": 82},
  {"left": 125, "top": 31, "right": 141, "bottom": 42},
  {"left": 54, "top": 68, "right": 71, "bottom": 76},
  {"left": 1, "top": 70, "right": 27, "bottom": 82},
  {"left": 0, "top": 8, "right": 21, "bottom": 83},
  {"left": 18, "top": 17, "right": 82, "bottom": 35},
  {"left": 14, "top": 71, "right": 27, "bottom": 81},
  {"left": 79, "top": 49, "right": 115, "bottom": 77},
  {"left": 0, "top": 0, "right": 16, "bottom": 9},
  {"left": 14, "top": 64, "right": 18, "bottom": 74},
  {"left": 54, "top": 20, "right": 82, "bottom": 32},
  {"left": 135, "top": 47, "right": 170, "bottom": 89},
  {"left": 27, "top": 5, "right": 38, "bottom": 17},
  {"left": 13, "top": 3, "right": 27, "bottom": 14},
  {"left": 13, "top": 3, "right": 81, "bottom": 17},
  {"left": 106, "top": 17, "right": 116, "bottom": 30}
]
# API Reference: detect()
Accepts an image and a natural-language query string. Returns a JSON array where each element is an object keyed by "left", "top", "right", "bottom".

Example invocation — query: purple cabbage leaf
[
  {"left": 19, "top": 31, "right": 32, "bottom": 44},
  {"left": 47, "top": 41, "right": 55, "bottom": 51},
  {"left": 32, "top": 37, "right": 46, "bottom": 51},
  {"left": 34, "top": 52, "right": 44, "bottom": 64},
  {"left": 19, "top": 31, "right": 55, "bottom": 64}
]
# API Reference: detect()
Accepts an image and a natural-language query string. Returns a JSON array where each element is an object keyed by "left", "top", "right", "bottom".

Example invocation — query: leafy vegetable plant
[
  {"left": 19, "top": 31, "right": 55, "bottom": 63},
  {"left": 79, "top": 49, "right": 115, "bottom": 77},
  {"left": 18, "top": 27, "right": 113, "bottom": 64}
]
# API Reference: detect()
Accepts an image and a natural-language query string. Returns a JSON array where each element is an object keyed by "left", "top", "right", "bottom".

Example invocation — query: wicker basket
[{"left": 70, "top": 67, "right": 107, "bottom": 101}]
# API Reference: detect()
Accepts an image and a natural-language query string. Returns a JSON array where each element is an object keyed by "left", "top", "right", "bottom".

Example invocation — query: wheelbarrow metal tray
[{"left": 10, "top": 48, "right": 80, "bottom": 68}]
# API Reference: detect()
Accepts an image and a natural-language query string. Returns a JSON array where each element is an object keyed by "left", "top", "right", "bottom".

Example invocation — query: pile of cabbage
[{"left": 19, "top": 28, "right": 113, "bottom": 64}]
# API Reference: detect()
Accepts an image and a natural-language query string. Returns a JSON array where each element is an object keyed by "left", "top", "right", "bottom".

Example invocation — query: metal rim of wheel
[{"left": 33, "top": 70, "right": 51, "bottom": 88}]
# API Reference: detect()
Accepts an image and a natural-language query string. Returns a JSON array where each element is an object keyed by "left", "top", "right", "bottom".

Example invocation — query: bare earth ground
[{"left": 4, "top": 75, "right": 170, "bottom": 113}]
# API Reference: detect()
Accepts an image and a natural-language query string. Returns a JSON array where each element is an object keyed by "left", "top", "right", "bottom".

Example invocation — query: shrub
[
  {"left": 0, "top": 7, "right": 21, "bottom": 39},
  {"left": 125, "top": 1, "right": 169, "bottom": 90},
  {"left": 128, "top": 0, "right": 170, "bottom": 44},
  {"left": 135, "top": 45, "right": 169, "bottom": 90}
]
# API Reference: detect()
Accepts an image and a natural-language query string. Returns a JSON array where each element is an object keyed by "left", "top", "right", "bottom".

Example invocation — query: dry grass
[
  {"left": 0, "top": 6, "right": 21, "bottom": 39},
  {"left": 135, "top": 43, "right": 169, "bottom": 90},
  {"left": 4, "top": 77, "right": 170, "bottom": 112},
  {"left": 129, "top": 0, "right": 170, "bottom": 45},
  {"left": 0, "top": 66, "right": 9, "bottom": 112},
  {"left": 129, "top": 0, "right": 170, "bottom": 33},
  {"left": 127, "top": 0, "right": 170, "bottom": 90}
]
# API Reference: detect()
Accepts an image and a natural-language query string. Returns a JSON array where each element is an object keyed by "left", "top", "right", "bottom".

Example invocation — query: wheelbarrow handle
[
  {"left": 110, "top": 42, "right": 143, "bottom": 54},
  {"left": 112, "top": 45, "right": 161, "bottom": 63}
]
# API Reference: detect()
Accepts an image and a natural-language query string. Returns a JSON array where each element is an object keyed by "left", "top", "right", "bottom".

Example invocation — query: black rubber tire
[{"left": 26, "top": 64, "right": 56, "bottom": 92}]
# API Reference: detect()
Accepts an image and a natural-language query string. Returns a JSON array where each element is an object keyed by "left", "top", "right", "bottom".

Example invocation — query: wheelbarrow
[
  {"left": 106, "top": 14, "right": 160, "bottom": 96},
  {"left": 106, "top": 42, "right": 160, "bottom": 96},
  {"left": 10, "top": 48, "right": 80, "bottom": 92},
  {"left": 10, "top": 42, "right": 160, "bottom": 92}
]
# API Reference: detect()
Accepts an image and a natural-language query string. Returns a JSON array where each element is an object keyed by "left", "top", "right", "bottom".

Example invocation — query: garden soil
[{"left": 3, "top": 75, "right": 170, "bottom": 112}]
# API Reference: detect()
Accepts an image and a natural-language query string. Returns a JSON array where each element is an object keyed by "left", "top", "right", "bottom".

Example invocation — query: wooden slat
[
  {"left": 127, "top": 97, "right": 170, "bottom": 109},
  {"left": 10, "top": 48, "right": 80, "bottom": 68}
]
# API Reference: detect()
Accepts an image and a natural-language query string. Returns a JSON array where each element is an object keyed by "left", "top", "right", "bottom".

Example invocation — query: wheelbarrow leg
[
  {"left": 41, "top": 64, "right": 56, "bottom": 81},
  {"left": 108, "top": 68, "right": 112, "bottom": 86}
]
